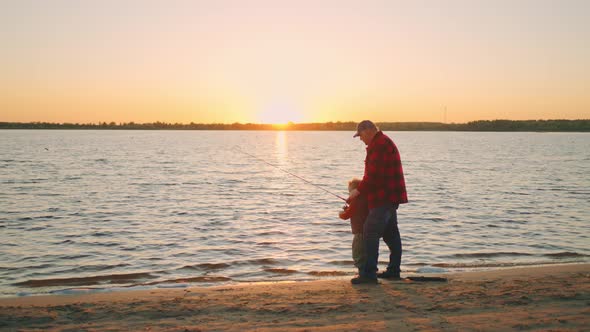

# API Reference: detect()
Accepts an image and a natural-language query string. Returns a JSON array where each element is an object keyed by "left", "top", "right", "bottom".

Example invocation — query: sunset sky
[{"left": 1, "top": 0, "right": 589, "bottom": 124}]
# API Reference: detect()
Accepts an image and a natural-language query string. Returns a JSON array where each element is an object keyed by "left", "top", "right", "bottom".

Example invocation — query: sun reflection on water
[{"left": 275, "top": 131, "right": 288, "bottom": 165}]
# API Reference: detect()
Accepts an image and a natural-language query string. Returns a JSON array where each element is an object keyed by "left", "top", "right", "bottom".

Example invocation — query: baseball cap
[{"left": 353, "top": 120, "right": 377, "bottom": 137}]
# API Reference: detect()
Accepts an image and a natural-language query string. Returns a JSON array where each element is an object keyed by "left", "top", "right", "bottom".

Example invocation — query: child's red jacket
[{"left": 339, "top": 194, "right": 369, "bottom": 234}]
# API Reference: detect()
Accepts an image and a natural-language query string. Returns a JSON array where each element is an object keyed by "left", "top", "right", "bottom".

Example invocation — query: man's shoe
[
  {"left": 377, "top": 270, "right": 401, "bottom": 280},
  {"left": 350, "top": 276, "right": 378, "bottom": 285}
]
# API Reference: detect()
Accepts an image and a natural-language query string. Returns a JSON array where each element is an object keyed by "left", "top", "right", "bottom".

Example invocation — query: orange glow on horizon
[{"left": 2, "top": 2, "right": 589, "bottom": 123}]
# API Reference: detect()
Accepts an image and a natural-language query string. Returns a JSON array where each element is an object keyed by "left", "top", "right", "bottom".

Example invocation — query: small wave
[
  {"left": 180, "top": 263, "right": 230, "bottom": 271},
  {"left": 256, "top": 231, "right": 286, "bottom": 236},
  {"left": 3, "top": 179, "right": 46, "bottom": 184},
  {"left": 499, "top": 219, "right": 528, "bottom": 224},
  {"left": 1, "top": 263, "right": 54, "bottom": 271},
  {"left": 60, "top": 254, "right": 92, "bottom": 260},
  {"left": 54, "top": 263, "right": 131, "bottom": 275},
  {"left": 307, "top": 271, "right": 349, "bottom": 276},
  {"left": 431, "top": 260, "right": 584, "bottom": 269},
  {"left": 133, "top": 182, "right": 178, "bottom": 186},
  {"left": 329, "top": 260, "right": 354, "bottom": 266},
  {"left": 121, "top": 246, "right": 138, "bottom": 251},
  {"left": 504, "top": 191, "right": 530, "bottom": 196},
  {"left": 237, "top": 258, "right": 280, "bottom": 266},
  {"left": 567, "top": 190, "right": 590, "bottom": 195},
  {"left": 64, "top": 176, "right": 82, "bottom": 181},
  {"left": 142, "top": 276, "right": 231, "bottom": 285},
  {"left": 432, "top": 262, "right": 498, "bottom": 268},
  {"left": 264, "top": 268, "right": 298, "bottom": 274},
  {"left": 543, "top": 252, "right": 588, "bottom": 258},
  {"left": 0, "top": 266, "right": 19, "bottom": 272},
  {"left": 14, "top": 272, "right": 155, "bottom": 287},
  {"left": 404, "top": 263, "right": 429, "bottom": 267},
  {"left": 222, "top": 179, "right": 244, "bottom": 184},
  {"left": 91, "top": 231, "right": 113, "bottom": 237},
  {"left": 450, "top": 252, "right": 534, "bottom": 258},
  {"left": 79, "top": 241, "right": 120, "bottom": 247}
]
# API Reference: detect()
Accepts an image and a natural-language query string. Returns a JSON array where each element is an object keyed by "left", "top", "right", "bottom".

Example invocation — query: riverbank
[{"left": 1, "top": 264, "right": 588, "bottom": 331}]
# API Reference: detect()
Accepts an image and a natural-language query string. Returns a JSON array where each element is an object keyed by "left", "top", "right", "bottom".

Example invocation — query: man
[{"left": 347, "top": 120, "right": 408, "bottom": 284}]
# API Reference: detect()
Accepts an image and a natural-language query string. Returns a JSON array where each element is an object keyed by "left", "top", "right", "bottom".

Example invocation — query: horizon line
[{"left": 2, "top": 118, "right": 589, "bottom": 126}]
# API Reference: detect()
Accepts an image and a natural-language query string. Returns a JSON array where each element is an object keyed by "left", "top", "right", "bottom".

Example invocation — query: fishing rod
[{"left": 233, "top": 146, "right": 348, "bottom": 203}]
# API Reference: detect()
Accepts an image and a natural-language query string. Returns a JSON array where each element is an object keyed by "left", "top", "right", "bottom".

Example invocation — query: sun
[{"left": 257, "top": 102, "right": 304, "bottom": 125}]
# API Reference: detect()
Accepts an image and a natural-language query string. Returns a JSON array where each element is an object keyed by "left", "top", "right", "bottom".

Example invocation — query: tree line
[{"left": 1, "top": 119, "right": 589, "bottom": 131}]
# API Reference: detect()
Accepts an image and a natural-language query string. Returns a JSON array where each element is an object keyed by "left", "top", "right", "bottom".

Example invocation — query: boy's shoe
[
  {"left": 350, "top": 276, "right": 378, "bottom": 285},
  {"left": 377, "top": 270, "right": 401, "bottom": 280}
]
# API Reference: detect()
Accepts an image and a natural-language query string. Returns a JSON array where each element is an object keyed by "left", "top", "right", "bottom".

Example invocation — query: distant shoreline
[{"left": 1, "top": 119, "right": 589, "bottom": 131}]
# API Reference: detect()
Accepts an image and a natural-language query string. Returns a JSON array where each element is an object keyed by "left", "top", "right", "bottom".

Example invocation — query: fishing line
[{"left": 233, "top": 146, "right": 348, "bottom": 202}]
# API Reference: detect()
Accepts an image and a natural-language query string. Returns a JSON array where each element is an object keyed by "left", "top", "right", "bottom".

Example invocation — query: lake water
[{"left": 1, "top": 130, "right": 589, "bottom": 297}]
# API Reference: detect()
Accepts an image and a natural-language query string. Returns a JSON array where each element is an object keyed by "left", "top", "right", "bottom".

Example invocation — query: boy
[{"left": 339, "top": 178, "right": 369, "bottom": 276}]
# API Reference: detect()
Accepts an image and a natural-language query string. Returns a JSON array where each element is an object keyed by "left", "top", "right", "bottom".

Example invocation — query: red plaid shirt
[{"left": 357, "top": 131, "right": 408, "bottom": 209}]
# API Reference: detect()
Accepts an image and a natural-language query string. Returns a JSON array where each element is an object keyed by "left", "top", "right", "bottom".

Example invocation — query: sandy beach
[{"left": 1, "top": 264, "right": 588, "bottom": 331}]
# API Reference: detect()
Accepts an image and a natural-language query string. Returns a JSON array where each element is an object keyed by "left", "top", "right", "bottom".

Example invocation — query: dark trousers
[
  {"left": 362, "top": 204, "right": 401, "bottom": 278},
  {"left": 383, "top": 205, "right": 402, "bottom": 274}
]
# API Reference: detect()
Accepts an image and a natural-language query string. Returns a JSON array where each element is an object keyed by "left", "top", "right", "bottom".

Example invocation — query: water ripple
[{"left": 1, "top": 130, "right": 589, "bottom": 296}]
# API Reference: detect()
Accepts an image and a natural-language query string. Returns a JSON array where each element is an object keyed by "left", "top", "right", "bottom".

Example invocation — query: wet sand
[{"left": 1, "top": 264, "right": 588, "bottom": 331}]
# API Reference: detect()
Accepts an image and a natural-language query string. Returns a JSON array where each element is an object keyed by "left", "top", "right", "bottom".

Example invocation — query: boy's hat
[{"left": 353, "top": 120, "right": 377, "bottom": 137}]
